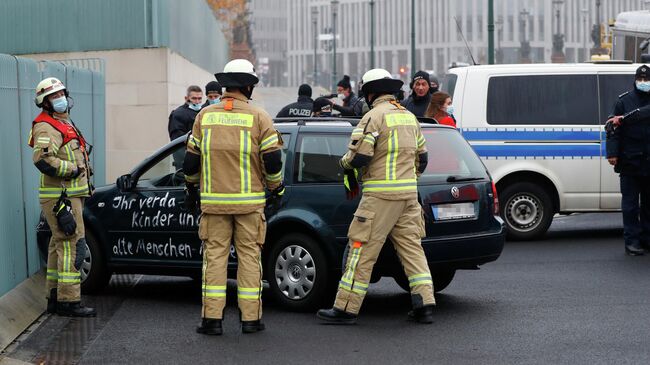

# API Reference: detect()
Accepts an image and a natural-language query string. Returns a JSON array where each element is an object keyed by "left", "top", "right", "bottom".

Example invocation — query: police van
[{"left": 443, "top": 63, "right": 639, "bottom": 240}]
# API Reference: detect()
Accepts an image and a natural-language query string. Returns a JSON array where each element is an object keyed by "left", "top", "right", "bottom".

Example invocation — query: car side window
[
  {"left": 139, "top": 144, "right": 186, "bottom": 188},
  {"left": 598, "top": 74, "right": 633, "bottom": 121},
  {"left": 486, "top": 74, "right": 599, "bottom": 125},
  {"left": 295, "top": 133, "right": 349, "bottom": 183}
]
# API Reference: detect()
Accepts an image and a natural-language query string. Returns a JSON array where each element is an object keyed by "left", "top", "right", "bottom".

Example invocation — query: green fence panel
[
  {"left": 0, "top": 54, "right": 27, "bottom": 295},
  {"left": 17, "top": 57, "right": 42, "bottom": 276},
  {"left": 92, "top": 71, "right": 106, "bottom": 186}
]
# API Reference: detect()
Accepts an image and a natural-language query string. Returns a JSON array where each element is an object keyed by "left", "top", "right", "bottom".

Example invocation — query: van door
[{"left": 597, "top": 73, "right": 634, "bottom": 209}]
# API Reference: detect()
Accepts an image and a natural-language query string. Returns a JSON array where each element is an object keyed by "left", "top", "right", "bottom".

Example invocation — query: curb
[{"left": 0, "top": 270, "right": 44, "bottom": 352}]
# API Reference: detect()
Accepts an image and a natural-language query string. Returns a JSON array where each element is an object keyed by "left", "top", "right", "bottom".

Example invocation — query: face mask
[
  {"left": 636, "top": 81, "right": 650, "bottom": 93},
  {"left": 337, "top": 93, "right": 345, "bottom": 100},
  {"left": 51, "top": 96, "right": 68, "bottom": 113},
  {"left": 209, "top": 97, "right": 220, "bottom": 105},
  {"left": 446, "top": 105, "right": 455, "bottom": 115},
  {"left": 188, "top": 102, "right": 202, "bottom": 111}
]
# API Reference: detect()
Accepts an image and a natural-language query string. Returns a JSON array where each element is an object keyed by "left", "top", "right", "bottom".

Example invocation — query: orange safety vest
[{"left": 28, "top": 112, "right": 87, "bottom": 150}]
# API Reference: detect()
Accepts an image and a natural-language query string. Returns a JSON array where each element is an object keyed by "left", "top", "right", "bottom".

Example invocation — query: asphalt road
[{"left": 5, "top": 213, "right": 650, "bottom": 365}]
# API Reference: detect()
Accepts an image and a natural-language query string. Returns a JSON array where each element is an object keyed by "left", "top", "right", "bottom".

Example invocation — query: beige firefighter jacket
[
  {"left": 186, "top": 91, "right": 283, "bottom": 215},
  {"left": 340, "top": 94, "right": 427, "bottom": 201},
  {"left": 30, "top": 112, "right": 91, "bottom": 200}
]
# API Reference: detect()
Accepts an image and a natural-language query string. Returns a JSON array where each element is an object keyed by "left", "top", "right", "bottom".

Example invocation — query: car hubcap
[
  {"left": 274, "top": 245, "right": 315, "bottom": 300},
  {"left": 80, "top": 242, "right": 92, "bottom": 283},
  {"left": 506, "top": 194, "right": 541, "bottom": 232}
]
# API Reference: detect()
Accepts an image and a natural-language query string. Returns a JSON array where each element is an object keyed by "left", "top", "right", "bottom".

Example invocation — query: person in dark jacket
[
  {"left": 402, "top": 71, "right": 432, "bottom": 117},
  {"left": 312, "top": 97, "right": 333, "bottom": 117},
  {"left": 168, "top": 85, "right": 203, "bottom": 141},
  {"left": 606, "top": 64, "right": 650, "bottom": 256},
  {"left": 276, "top": 84, "right": 314, "bottom": 117},
  {"left": 201, "top": 81, "right": 222, "bottom": 109},
  {"left": 331, "top": 75, "right": 363, "bottom": 116}
]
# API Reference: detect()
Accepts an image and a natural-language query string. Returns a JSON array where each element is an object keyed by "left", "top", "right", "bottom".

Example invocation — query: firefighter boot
[
  {"left": 196, "top": 318, "right": 223, "bottom": 336},
  {"left": 242, "top": 320, "right": 265, "bottom": 334},
  {"left": 407, "top": 305, "right": 434, "bottom": 324},
  {"left": 47, "top": 288, "right": 57, "bottom": 314},
  {"left": 56, "top": 302, "right": 97, "bottom": 317},
  {"left": 316, "top": 308, "right": 358, "bottom": 325}
]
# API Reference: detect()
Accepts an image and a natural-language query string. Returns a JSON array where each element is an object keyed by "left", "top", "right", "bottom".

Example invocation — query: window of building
[{"left": 486, "top": 74, "right": 599, "bottom": 125}]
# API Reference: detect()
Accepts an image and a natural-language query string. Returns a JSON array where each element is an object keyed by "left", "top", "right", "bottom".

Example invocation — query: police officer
[
  {"left": 317, "top": 69, "right": 434, "bottom": 324},
  {"left": 606, "top": 64, "right": 650, "bottom": 256},
  {"left": 184, "top": 59, "right": 284, "bottom": 335},
  {"left": 402, "top": 70, "right": 432, "bottom": 117},
  {"left": 276, "top": 84, "right": 313, "bottom": 117},
  {"left": 29, "top": 77, "right": 96, "bottom": 317}
]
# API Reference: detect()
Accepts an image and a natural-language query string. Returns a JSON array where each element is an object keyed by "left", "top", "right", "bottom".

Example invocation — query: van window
[
  {"left": 486, "top": 75, "right": 599, "bottom": 125},
  {"left": 598, "top": 74, "right": 633, "bottom": 121},
  {"left": 295, "top": 134, "right": 348, "bottom": 183},
  {"left": 442, "top": 73, "right": 458, "bottom": 98}
]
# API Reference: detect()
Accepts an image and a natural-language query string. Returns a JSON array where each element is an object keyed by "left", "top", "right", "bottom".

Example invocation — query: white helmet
[
  {"left": 214, "top": 59, "right": 259, "bottom": 88},
  {"left": 361, "top": 68, "right": 403, "bottom": 96},
  {"left": 35, "top": 77, "right": 67, "bottom": 107}
]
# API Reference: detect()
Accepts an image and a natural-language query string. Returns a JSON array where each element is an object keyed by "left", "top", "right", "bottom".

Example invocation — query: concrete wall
[{"left": 24, "top": 48, "right": 222, "bottom": 181}]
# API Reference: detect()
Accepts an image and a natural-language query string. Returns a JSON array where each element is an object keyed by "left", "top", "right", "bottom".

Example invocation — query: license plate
[{"left": 431, "top": 202, "right": 475, "bottom": 221}]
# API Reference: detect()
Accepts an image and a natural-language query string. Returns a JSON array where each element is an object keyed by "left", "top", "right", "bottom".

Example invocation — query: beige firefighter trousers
[
  {"left": 334, "top": 195, "right": 435, "bottom": 315},
  {"left": 199, "top": 210, "right": 266, "bottom": 321},
  {"left": 41, "top": 197, "right": 85, "bottom": 302}
]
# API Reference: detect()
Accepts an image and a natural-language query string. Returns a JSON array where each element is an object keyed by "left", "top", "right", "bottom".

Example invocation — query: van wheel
[
  {"left": 394, "top": 269, "right": 456, "bottom": 293},
  {"left": 266, "top": 233, "right": 328, "bottom": 312},
  {"left": 80, "top": 231, "right": 111, "bottom": 294},
  {"left": 500, "top": 182, "right": 554, "bottom": 241}
]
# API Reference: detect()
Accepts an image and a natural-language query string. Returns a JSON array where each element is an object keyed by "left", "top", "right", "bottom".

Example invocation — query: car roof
[{"left": 273, "top": 116, "right": 445, "bottom": 132}]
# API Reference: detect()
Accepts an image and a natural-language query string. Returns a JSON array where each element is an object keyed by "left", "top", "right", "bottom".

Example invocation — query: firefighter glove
[
  {"left": 184, "top": 184, "right": 200, "bottom": 211},
  {"left": 343, "top": 169, "right": 360, "bottom": 200},
  {"left": 267, "top": 183, "right": 285, "bottom": 213},
  {"left": 54, "top": 198, "right": 76, "bottom": 236}
]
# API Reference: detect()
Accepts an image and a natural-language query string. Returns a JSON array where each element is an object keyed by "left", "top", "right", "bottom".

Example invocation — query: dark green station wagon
[{"left": 38, "top": 118, "right": 505, "bottom": 311}]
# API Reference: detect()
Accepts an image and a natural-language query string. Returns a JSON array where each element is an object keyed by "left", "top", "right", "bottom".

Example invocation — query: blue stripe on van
[
  {"left": 461, "top": 129, "right": 601, "bottom": 141},
  {"left": 471, "top": 144, "right": 601, "bottom": 157}
]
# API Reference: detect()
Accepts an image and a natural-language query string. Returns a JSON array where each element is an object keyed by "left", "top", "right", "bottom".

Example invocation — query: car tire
[
  {"left": 80, "top": 231, "right": 111, "bottom": 294},
  {"left": 394, "top": 269, "right": 456, "bottom": 293},
  {"left": 500, "top": 182, "right": 554, "bottom": 241},
  {"left": 266, "top": 233, "right": 329, "bottom": 312}
]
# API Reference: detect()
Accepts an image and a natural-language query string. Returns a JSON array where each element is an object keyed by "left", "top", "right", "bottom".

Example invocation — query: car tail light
[{"left": 491, "top": 181, "right": 499, "bottom": 216}]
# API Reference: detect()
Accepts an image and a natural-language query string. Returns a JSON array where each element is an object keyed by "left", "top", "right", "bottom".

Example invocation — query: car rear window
[{"left": 419, "top": 128, "right": 489, "bottom": 183}]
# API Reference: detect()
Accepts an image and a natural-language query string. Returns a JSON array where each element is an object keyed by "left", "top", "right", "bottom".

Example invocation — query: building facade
[
  {"left": 250, "top": 0, "right": 289, "bottom": 86},
  {"left": 287, "top": 0, "right": 646, "bottom": 87}
]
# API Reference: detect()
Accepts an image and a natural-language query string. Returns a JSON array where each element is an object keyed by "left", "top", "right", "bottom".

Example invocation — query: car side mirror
[{"left": 116, "top": 174, "right": 135, "bottom": 191}]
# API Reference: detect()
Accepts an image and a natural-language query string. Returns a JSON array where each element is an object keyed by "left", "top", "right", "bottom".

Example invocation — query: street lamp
[
  {"left": 410, "top": 0, "right": 416, "bottom": 75},
  {"left": 552, "top": 0, "right": 565, "bottom": 63},
  {"left": 369, "top": 0, "right": 375, "bottom": 69},
  {"left": 312, "top": 7, "right": 319, "bottom": 86},
  {"left": 331, "top": 0, "right": 339, "bottom": 93}
]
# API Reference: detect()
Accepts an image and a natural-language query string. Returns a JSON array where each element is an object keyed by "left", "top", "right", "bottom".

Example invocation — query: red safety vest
[{"left": 28, "top": 112, "right": 87, "bottom": 150}]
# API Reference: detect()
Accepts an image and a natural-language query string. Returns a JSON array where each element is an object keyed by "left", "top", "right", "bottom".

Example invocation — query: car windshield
[{"left": 420, "top": 128, "right": 489, "bottom": 183}]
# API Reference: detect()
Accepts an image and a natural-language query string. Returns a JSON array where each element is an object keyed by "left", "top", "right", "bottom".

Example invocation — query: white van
[{"left": 443, "top": 63, "right": 639, "bottom": 240}]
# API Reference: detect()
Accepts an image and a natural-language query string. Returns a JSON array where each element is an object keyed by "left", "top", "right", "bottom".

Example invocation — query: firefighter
[
  {"left": 184, "top": 59, "right": 284, "bottom": 335},
  {"left": 317, "top": 68, "right": 435, "bottom": 324},
  {"left": 29, "top": 77, "right": 96, "bottom": 317}
]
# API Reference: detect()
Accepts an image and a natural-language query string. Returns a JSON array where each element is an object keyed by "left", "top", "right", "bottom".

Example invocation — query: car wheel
[
  {"left": 80, "top": 231, "right": 111, "bottom": 294},
  {"left": 266, "top": 233, "right": 328, "bottom": 312},
  {"left": 500, "top": 182, "right": 554, "bottom": 241},
  {"left": 394, "top": 269, "right": 456, "bottom": 293}
]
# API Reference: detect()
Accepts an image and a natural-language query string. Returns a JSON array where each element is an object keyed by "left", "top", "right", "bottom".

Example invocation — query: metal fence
[{"left": 0, "top": 54, "right": 105, "bottom": 297}]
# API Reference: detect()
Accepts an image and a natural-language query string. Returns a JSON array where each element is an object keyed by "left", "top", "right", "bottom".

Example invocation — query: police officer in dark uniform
[
  {"left": 276, "top": 84, "right": 314, "bottom": 117},
  {"left": 606, "top": 64, "right": 650, "bottom": 256}
]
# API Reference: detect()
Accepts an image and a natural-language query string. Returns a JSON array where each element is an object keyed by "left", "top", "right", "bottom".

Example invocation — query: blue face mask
[
  {"left": 209, "top": 97, "right": 220, "bottom": 105},
  {"left": 51, "top": 96, "right": 68, "bottom": 113},
  {"left": 188, "top": 102, "right": 202, "bottom": 111},
  {"left": 446, "top": 105, "right": 455, "bottom": 115},
  {"left": 636, "top": 81, "right": 650, "bottom": 93}
]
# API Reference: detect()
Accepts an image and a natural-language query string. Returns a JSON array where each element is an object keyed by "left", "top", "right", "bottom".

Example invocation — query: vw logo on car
[{"left": 451, "top": 186, "right": 460, "bottom": 199}]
